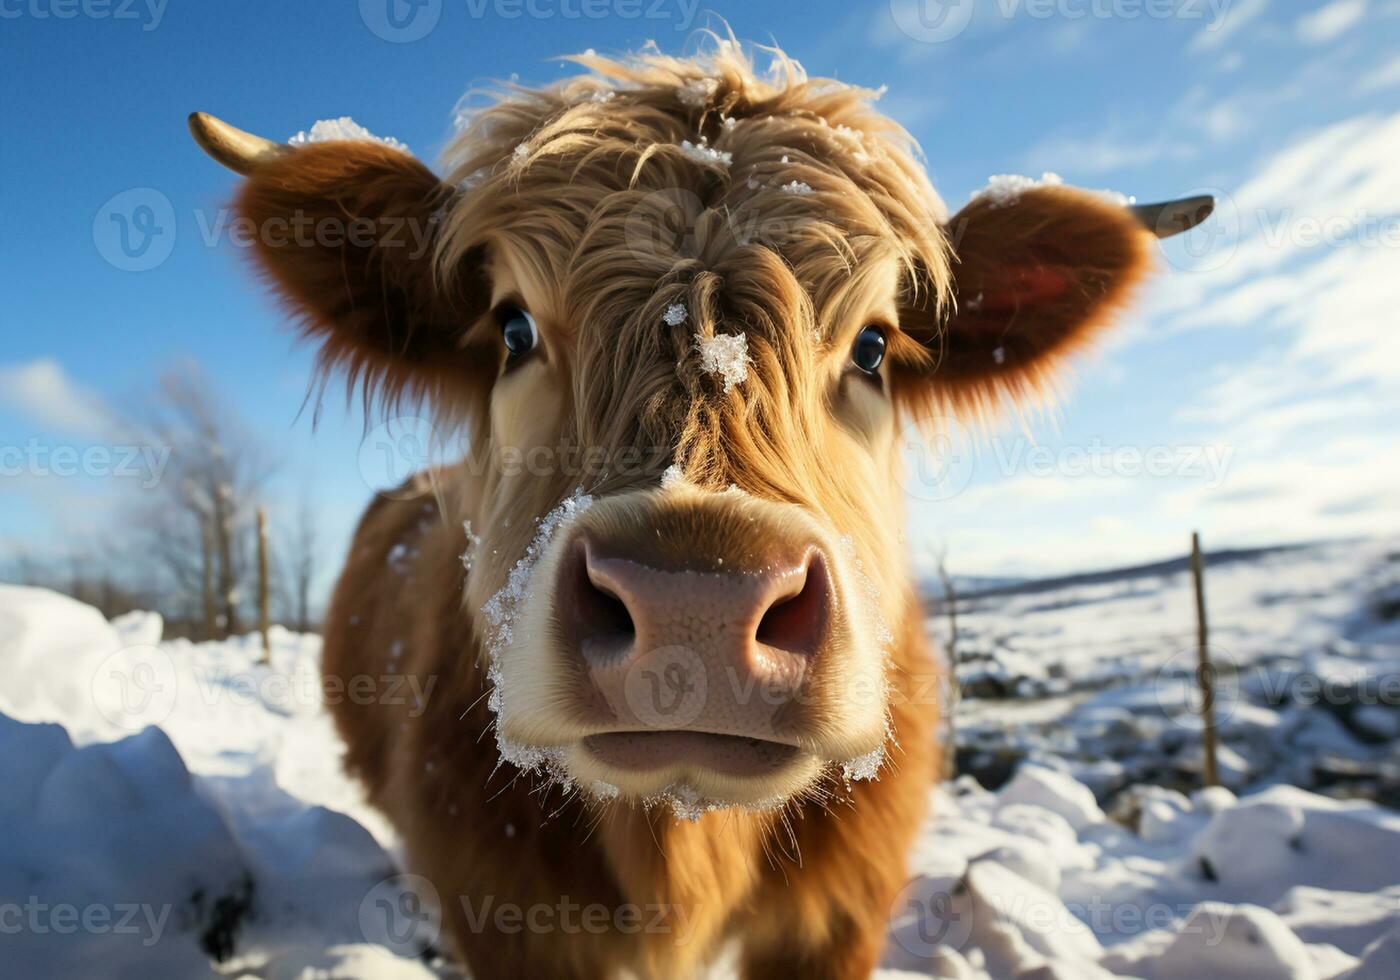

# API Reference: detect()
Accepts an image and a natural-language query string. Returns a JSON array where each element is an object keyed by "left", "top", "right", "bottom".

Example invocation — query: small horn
[
  {"left": 188, "top": 111, "right": 289, "bottom": 175},
  {"left": 1130, "top": 194, "right": 1216, "bottom": 239}
]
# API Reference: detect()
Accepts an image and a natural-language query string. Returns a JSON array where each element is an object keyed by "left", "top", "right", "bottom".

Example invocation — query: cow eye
[
  {"left": 498, "top": 306, "right": 538, "bottom": 359},
  {"left": 851, "top": 324, "right": 886, "bottom": 375}
]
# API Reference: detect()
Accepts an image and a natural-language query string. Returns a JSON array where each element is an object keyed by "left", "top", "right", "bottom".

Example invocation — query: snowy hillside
[
  {"left": 947, "top": 538, "right": 1400, "bottom": 808},
  {"left": 0, "top": 537, "right": 1397, "bottom": 978}
]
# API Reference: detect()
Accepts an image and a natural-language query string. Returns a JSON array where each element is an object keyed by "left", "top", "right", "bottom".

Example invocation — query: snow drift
[{"left": 0, "top": 538, "right": 1397, "bottom": 977}]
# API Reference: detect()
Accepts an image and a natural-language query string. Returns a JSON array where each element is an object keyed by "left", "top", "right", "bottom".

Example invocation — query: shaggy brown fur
[
  {"left": 227, "top": 39, "right": 1156, "bottom": 979},
  {"left": 323, "top": 477, "right": 936, "bottom": 978}
]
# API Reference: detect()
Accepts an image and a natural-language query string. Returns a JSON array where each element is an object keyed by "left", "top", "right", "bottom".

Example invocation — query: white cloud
[
  {"left": 1148, "top": 110, "right": 1400, "bottom": 322},
  {"left": 1020, "top": 76, "right": 1296, "bottom": 177},
  {"left": 1189, "top": 0, "right": 1271, "bottom": 52},
  {"left": 1160, "top": 445, "right": 1400, "bottom": 548},
  {"left": 916, "top": 421, "right": 1400, "bottom": 578},
  {"left": 0, "top": 359, "right": 111, "bottom": 437},
  {"left": 925, "top": 108, "right": 1400, "bottom": 577},
  {"left": 1150, "top": 109, "right": 1400, "bottom": 541},
  {"left": 1025, "top": 129, "right": 1196, "bottom": 176},
  {"left": 873, "top": 88, "right": 944, "bottom": 130},
  {"left": 1357, "top": 53, "right": 1400, "bottom": 92},
  {"left": 1023, "top": 85, "right": 1231, "bottom": 174},
  {"left": 1025, "top": 44, "right": 1373, "bottom": 186},
  {"left": 1295, "top": 0, "right": 1368, "bottom": 44}
]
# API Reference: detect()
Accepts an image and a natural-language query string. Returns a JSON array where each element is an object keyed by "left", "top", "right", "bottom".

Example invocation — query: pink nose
[{"left": 556, "top": 537, "right": 833, "bottom": 744}]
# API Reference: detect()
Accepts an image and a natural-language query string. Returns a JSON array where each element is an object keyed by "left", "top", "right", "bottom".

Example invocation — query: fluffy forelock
[
  {"left": 433, "top": 38, "right": 951, "bottom": 327},
  {"left": 426, "top": 39, "right": 953, "bottom": 497}
]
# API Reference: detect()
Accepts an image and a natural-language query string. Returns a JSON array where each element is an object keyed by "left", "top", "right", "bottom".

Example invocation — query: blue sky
[{"left": 2, "top": 0, "right": 1398, "bottom": 602}]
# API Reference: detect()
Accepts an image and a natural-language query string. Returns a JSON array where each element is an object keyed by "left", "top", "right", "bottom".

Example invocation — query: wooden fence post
[
  {"left": 1190, "top": 531, "right": 1220, "bottom": 788},
  {"left": 935, "top": 549, "right": 960, "bottom": 781},
  {"left": 256, "top": 506, "right": 271, "bottom": 665},
  {"left": 201, "top": 519, "right": 215, "bottom": 641}
]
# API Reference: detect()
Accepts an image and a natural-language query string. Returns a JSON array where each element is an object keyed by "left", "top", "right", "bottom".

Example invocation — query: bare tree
[
  {"left": 931, "top": 544, "right": 960, "bottom": 781},
  {"left": 2, "top": 544, "right": 45, "bottom": 587},
  {"left": 2, "top": 363, "right": 288, "bottom": 638},
  {"left": 201, "top": 518, "right": 216, "bottom": 638},
  {"left": 935, "top": 545, "right": 959, "bottom": 663},
  {"left": 126, "top": 364, "right": 277, "bottom": 638},
  {"left": 2, "top": 537, "right": 147, "bottom": 620},
  {"left": 280, "top": 492, "right": 319, "bottom": 633}
]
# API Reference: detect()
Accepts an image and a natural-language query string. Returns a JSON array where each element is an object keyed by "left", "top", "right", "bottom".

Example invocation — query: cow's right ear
[
  {"left": 894, "top": 184, "right": 1213, "bottom": 418},
  {"left": 190, "top": 112, "right": 492, "bottom": 410}
]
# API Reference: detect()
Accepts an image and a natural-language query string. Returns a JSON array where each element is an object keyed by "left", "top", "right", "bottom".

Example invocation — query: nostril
[
  {"left": 564, "top": 542, "right": 635, "bottom": 661},
  {"left": 755, "top": 553, "right": 830, "bottom": 657},
  {"left": 584, "top": 578, "right": 635, "bottom": 641}
]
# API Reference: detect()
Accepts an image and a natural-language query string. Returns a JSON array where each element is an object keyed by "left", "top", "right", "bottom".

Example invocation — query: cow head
[{"left": 191, "top": 45, "right": 1208, "bottom": 813}]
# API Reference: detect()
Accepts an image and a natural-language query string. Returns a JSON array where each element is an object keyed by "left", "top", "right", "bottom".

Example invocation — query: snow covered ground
[
  {"left": 1, "top": 537, "right": 1397, "bottom": 978},
  {"left": 949, "top": 538, "right": 1400, "bottom": 808}
]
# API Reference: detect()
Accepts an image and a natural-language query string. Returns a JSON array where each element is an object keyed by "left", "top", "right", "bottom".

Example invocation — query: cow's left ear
[{"left": 896, "top": 184, "right": 1212, "bottom": 414}]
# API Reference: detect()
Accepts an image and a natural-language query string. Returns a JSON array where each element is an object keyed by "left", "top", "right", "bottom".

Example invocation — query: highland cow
[{"left": 190, "top": 41, "right": 1209, "bottom": 978}]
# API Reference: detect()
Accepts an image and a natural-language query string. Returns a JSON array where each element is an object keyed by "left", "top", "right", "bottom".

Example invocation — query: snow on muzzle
[{"left": 491, "top": 486, "right": 892, "bottom": 803}]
